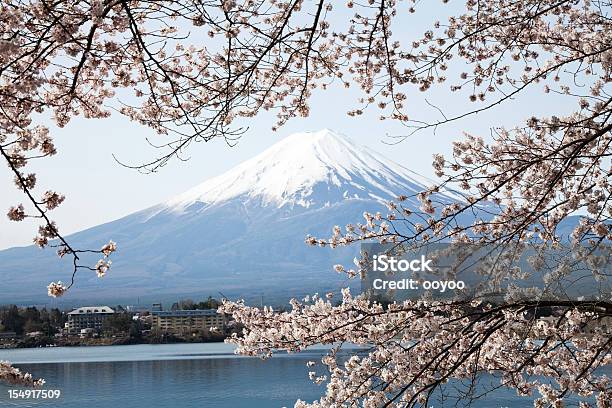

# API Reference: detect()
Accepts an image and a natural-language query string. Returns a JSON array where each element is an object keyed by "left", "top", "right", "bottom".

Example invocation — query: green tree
[
  {"left": 2, "top": 305, "right": 25, "bottom": 334},
  {"left": 23, "top": 319, "right": 43, "bottom": 334},
  {"left": 102, "top": 313, "right": 133, "bottom": 334},
  {"left": 128, "top": 320, "right": 142, "bottom": 339}
]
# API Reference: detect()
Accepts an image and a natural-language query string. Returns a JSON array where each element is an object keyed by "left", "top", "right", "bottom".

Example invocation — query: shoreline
[{"left": 1, "top": 334, "right": 228, "bottom": 350}]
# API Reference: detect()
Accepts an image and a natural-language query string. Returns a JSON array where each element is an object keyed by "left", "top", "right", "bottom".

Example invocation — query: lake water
[{"left": 0, "top": 343, "right": 588, "bottom": 407}]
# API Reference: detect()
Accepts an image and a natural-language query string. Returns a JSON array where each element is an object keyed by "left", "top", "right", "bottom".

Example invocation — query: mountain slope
[{"left": 0, "top": 129, "right": 448, "bottom": 304}]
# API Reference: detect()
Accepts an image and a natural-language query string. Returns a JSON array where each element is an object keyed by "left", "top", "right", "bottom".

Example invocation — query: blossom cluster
[
  {"left": 222, "top": 292, "right": 612, "bottom": 407},
  {"left": 46, "top": 239, "right": 118, "bottom": 297},
  {"left": 0, "top": 361, "right": 44, "bottom": 387}
]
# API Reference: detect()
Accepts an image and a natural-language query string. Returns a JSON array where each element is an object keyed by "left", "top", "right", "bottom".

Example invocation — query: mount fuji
[{"left": 0, "top": 129, "right": 455, "bottom": 305}]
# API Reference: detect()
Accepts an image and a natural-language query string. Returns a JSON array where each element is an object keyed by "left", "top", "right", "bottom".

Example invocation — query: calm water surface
[{"left": 0, "top": 343, "right": 577, "bottom": 407}]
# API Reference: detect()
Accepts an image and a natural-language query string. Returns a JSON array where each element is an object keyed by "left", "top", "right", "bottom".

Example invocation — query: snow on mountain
[
  {"left": 165, "top": 129, "right": 435, "bottom": 211},
  {"left": 0, "top": 129, "right": 452, "bottom": 305}
]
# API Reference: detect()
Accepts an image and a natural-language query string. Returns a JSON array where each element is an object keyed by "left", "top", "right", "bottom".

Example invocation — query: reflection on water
[
  {"left": 0, "top": 343, "right": 603, "bottom": 407},
  {"left": 1, "top": 354, "right": 324, "bottom": 408}
]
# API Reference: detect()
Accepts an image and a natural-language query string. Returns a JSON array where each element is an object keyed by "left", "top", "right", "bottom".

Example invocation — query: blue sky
[{"left": 0, "top": 3, "right": 573, "bottom": 250}]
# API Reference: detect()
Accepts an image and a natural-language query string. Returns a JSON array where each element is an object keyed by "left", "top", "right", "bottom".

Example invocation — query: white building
[{"left": 67, "top": 306, "right": 115, "bottom": 334}]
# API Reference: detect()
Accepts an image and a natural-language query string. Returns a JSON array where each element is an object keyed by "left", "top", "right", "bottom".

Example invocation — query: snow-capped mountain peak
[
  {"left": 166, "top": 129, "right": 433, "bottom": 211},
  {"left": 166, "top": 129, "right": 429, "bottom": 211}
]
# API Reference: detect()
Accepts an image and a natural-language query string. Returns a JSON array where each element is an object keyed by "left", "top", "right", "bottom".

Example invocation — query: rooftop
[
  {"left": 68, "top": 306, "right": 115, "bottom": 315},
  {"left": 152, "top": 309, "right": 218, "bottom": 317}
]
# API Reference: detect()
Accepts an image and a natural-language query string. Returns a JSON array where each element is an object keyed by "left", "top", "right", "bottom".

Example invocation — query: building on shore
[
  {"left": 0, "top": 331, "right": 18, "bottom": 340},
  {"left": 151, "top": 309, "right": 226, "bottom": 335},
  {"left": 66, "top": 306, "right": 115, "bottom": 334},
  {"left": 125, "top": 305, "right": 150, "bottom": 314},
  {"left": 79, "top": 328, "right": 96, "bottom": 338}
]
